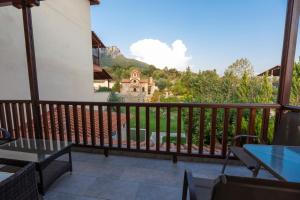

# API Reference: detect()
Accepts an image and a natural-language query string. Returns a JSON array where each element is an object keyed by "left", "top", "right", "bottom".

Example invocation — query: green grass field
[{"left": 129, "top": 107, "right": 184, "bottom": 135}]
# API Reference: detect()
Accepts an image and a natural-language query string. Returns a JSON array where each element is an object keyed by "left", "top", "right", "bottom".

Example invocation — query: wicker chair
[
  {"left": 182, "top": 171, "right": 300, "bottom": 200},
  {"left": 0, "top": 128, "right": 12, "bottom": 145},
  {"left": 0, "top": 163, "right": 39, "bottom": 200},
  {"left": 221, "top": 111, "right": 300, "bottom": 177}
]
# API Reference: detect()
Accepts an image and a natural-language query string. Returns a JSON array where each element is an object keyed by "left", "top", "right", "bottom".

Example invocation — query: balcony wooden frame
[{"left": 0, "top": 0, "right": 299, "bottom": 140}]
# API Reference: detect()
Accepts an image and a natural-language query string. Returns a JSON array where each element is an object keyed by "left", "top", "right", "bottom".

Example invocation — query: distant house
[
  {"left": 92, "top": 31, "right": 114, "bottom": 91},
  {"left": 258, "top": 65, "right": 281, "bottom": 77},
  {"left": 120, "top": 70, "right": 156, "bottom": 102},
  {"left": 0, "top": 0, "right": 110, "bottom": 102}
]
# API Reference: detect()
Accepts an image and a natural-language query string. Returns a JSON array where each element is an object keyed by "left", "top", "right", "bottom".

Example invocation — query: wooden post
[
  {"left": 276, "top": 0, "right": 300, "bottom": 130},
  {"left": 278, "top": 0, "right": 300, "bottom": 106},
  {"left": 22, "top": 3, "right": 43, "bottom": 139}
]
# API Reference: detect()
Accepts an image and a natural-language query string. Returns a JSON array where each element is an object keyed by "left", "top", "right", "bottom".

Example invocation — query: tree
[
  {"left": 112, "top": 81, "right": 121, "bottom": 92},
  {"left": 156, "top": 78, "right": 168, "bottom": 91},
  {"left": 108, "top": 91, "right": 121, "bottom": 102},
  {"left": 291, "top": 58, "right": 300, "bottom": 105},
  {"left": 150, "top": 90, "right": 161, "bottom": 102},
  {"left": 225, "top": 58, "right": 254, "bottom": 78}
]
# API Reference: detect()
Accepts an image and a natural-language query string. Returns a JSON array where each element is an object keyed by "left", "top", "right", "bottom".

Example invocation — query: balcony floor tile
[{"left": 45, "top": 152, "right": 273, "bottom": 200}]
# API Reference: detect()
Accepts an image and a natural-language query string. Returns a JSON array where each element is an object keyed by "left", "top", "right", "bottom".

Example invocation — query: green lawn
[{"left": 129, "top": 107, "right": 184, "bottom": 135}]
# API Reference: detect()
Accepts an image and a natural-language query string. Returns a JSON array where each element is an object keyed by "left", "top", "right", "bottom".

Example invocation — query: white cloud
[{"left": 129, "top": 39, "right": 191, "bottom": 70}]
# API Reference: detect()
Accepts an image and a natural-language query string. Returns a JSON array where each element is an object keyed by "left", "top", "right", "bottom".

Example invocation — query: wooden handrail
[{"left": 0, "top": 100, "right": 281, "bottom": 160}]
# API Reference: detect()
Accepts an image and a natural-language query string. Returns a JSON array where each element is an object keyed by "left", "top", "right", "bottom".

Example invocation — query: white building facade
[{"left": 0, "top": 0, "right": 109, "bottom": 102}]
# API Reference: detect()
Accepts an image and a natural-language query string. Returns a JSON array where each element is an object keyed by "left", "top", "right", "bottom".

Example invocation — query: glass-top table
[
  {"left": 0, "top": 138, "right": 73, "bottom": 195},
  {"left": 244, "top": 144, "right": 300, "bottom": 183},
  {"left": 0, "top": 138, "right": 71, "bottom": 163}
]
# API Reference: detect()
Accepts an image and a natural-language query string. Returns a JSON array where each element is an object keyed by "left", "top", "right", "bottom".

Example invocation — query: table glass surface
[
  {"left": 0, "top": 171, "right": 13, "bottom": 182},
  {"left": 244, "top": 144, "right": 300, "bottom": 183},
  {"left": 0, "top": 138, "right": 72, "bottom": 163}
]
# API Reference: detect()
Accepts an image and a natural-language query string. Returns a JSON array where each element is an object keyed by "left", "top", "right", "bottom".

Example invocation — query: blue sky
[{"left": 91, "top": 0, "right": 288, "bottom": 74}]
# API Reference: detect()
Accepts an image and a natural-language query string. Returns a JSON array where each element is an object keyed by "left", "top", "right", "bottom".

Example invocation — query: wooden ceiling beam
[{"left": 0, "top": 0, "right": 40, "bottom": 8}]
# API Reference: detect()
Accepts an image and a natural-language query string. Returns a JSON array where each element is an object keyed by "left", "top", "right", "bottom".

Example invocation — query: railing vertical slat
[
  {"left": 136, "top": 106, "right": 140, "bottom": 150},
  {"left": 41, "top": 104, "right": 49, "bottom": 140},
  {"left": 57, "top": 104, "right": 64, "bottom": 141},
  {"left": 18, "top": 103, "right": 26, "bottom": 138},
  {"left": 199, "top": 108, "right": 205, "bottom": 154},
  {"left": 177, "top": 107, "right": 181, "bottom": 153},
  {"left": 5, "top": 103, "right": 13, "bottom": 137},
  {"left": 210, "top": 108, "right": 217, "bottom": 155},
  {"left": 0, "top": 103, "right": 7, "bottom": 130},
  {"left": 235, "top": 108, "right": 243, "bottom": 146},
  {"left": 126, "top": 106, "right": 131, "bottom": 149},
  {"left": 12, "top": 103, "right": 20, "bottom": 139},
  {"left": 81, "top": 105, "right": 87, "bottom": 145},
  {"left": 107, "top": 105, "right": 112, "bottom": 147},
  {"left": 116, "top": 106, "right": 122, "bottom": 148},
  {"left": 145, "top": 106, "right": 150, "bottom": 151},
  {"left": 64, "top": 105, "right": 71, "bottom": 142},
  {"left": 222, "top": 108, "right": 229, "bottom": 157},
  {"left": 90, "top": 105, "right": 96, "bottom": 146},
  {"left": 49, "top": 104, "right": 57, "bottom": 140},
  {"left": 26, "top": 103, "right": 34, "bottom": 139},
  {"left": 73, "top": 105, "right": 80, "bottom": 144},
  {"left": 98, "top": 105, "right": 104, "bottom": 147},
  {"left": 156, "top": 106, "right": 160, "bottom": 152},
  {"left": 187, "top": 107, "right": 193, "bottom": 154},
  {"left": 166, "top": 106, "right": 171, "bottom": 152},
  {"left": 262, "top": 108, "right": 270, "bottom": 143},
  {"left": 248, "top": 108, "right": 256, "bottom": 143}
]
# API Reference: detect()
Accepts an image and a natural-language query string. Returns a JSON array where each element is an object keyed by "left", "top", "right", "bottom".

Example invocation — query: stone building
[{"left": 120, "top": 70, "right": 156, "bottom": 102}]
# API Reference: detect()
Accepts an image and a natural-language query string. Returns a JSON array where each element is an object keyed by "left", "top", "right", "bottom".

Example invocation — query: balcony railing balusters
[
  {"left": 210, "top": 108, "right": 217, "bottom": 155},
  {"left": 177, "top": 106, "right": 182, "bottom": 154},
  {"left": 187, "top": 107, "right": 193, "bottom": 154},
  {"left": 136, "top": 106, "right": 140, "bottom": 150},
  {"left": 12, "top": 103, "right": 20, "bottom": 139},
  {"left": 235, "top": 108, "right": 243, "bottom": 146},
  {"left": 73, "top": 104, "right": 80, "bottom": 144},
  {"left": 156, "top": 106, "right": 160, "bottom": 152},
  {"left": 107, "top": 105, "right": 112, "bottom": 148},
  {"left": 126, "top": 105, "right": 130, "bottom": 149},
  {"left": 248, "top": 108, "right": 257, "bottom": 143},
  {"left": 5, "top": 103, "right": 13, "bottom": 137},
  {"left": 199, "top": 108, "right": 205, "bottom": 154},
  {"left": 222, "top": 108, "right": 229, "bottom": 157},
  {"left": 145, "top": 106, "right": 150, "bottom": 151},
  {"left": 57, "top": 104, "right": 64, "bottom": 141},
  {"left": 81, "top": 105, "right": 87, "bottom": 145},
  {"left": 116, "top": 105, "right": 122, "bottom": 148},
  {"left": 0, "top": 103, "right": 7, "bottom": 130},
  {"left": 98, "top": 105, "right": 104, "bottom": 147},
  {"left": 90, "top": 105, "right": 96, "bottom": 146},
  {"left": 166, "top": 106, "right": 171, "bottom": 152},
  {"left": 19, "top": 103, "right": 27, "bottom": 138},
  {"left": 64, "top": 104, "right": 72, "bottom": 142},
  {"left": 0, "top": 100, "right": 282, "bottom": 158},
  {"left": 26, "top": 102, "right": 34, "bottom": 139},
  {"left": 262, "top": 108, "right": 270, "bottom": 143}
]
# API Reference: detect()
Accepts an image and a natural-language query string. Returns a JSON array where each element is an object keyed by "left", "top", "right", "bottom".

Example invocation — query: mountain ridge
[{"left": 101, "top": 46, "right": 151, "bottom": 68}]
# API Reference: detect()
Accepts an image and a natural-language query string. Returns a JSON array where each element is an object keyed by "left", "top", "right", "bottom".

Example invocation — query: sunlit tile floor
[{"left": 44, "top": 152, "right": 273, "bottom": 200}]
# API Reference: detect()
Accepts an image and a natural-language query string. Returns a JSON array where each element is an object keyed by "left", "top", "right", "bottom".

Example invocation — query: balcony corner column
[
  {"left": 22, "top": 2, "right": 43, "bottom": 139},
  {"left": 278, "top": 0, "right": 300, "bottom": 106}
]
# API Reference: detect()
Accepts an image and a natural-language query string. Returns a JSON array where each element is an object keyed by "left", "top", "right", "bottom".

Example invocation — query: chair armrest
[{"left": 231, "top": 135, "right": 265, "bottom": 145}]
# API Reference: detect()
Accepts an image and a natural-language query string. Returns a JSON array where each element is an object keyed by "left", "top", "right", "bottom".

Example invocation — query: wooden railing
[{"left": 0, "top": 100, "right": 281, "bottom": 159}]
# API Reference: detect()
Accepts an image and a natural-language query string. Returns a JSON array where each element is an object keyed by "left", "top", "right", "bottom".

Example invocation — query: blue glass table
[{"left": 244, "top": 144, "right": 300, "bottom": 183}]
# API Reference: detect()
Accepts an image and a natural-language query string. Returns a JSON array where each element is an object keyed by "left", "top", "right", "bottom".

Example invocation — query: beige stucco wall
[{"left": 0, "top": 0, "right": 108, "bottom": 102}]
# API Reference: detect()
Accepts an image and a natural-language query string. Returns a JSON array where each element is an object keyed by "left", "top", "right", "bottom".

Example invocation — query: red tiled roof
[{"left": 121, "top": 79, "right": 130, "bottom": 83}]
